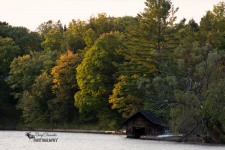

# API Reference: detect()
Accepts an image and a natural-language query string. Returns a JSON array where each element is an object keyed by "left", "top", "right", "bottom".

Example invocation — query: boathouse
[{"left": 123, "top": 110, "right": 169, "bottom": 138}]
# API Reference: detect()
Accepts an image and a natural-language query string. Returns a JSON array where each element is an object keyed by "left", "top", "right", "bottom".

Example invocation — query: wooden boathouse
[{"left": 123, "top": 110, "right": 169, "bottom": 138}]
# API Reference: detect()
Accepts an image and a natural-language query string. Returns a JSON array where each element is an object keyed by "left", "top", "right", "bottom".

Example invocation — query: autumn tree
[{"left": 49, "top": 51, "right": 82, "bottom": 123}]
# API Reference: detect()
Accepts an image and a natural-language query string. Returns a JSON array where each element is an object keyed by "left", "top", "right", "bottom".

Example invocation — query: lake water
[{"left": 0, "top": 131, "right": 224, "bottom": 150}]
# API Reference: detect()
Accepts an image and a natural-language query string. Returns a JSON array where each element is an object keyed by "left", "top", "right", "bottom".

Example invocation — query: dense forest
[{"left": 0, "top": 0, "right": 224, "bottom": 143}]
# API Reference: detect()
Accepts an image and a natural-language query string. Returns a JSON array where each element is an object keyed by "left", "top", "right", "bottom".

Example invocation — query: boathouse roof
[{"left": 123, "top": 110, "right": 169, "bottom": 127}]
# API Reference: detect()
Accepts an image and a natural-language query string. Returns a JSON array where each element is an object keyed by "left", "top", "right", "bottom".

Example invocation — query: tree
[
  {"left": 137, "top": 0, "right": 178, "bottom": 53},
  {"left": 7, "top": 51, "right": 57, "bottom": 100},
  {"left": 0, "top": 22, "right": 43, "bottom": 126},
  {"left": 61, "top": 20, "right": 86, "bottom": 53},
  {"left": 87, "top": 13, "right": 115, "bottom": 36},
  {"left": 110, "top": 0, "right": 178, "bottom": 118},
  {"left": 170, "top": 42, "right": 225, "bottom": 143},
  {"left": 17, "top": 72, "right": 53, "bottom": 125},
  {"left": 36, "top": 20, "right": 63, "bottom": 38},
  {"left": 0, "top": 22, "right": 43, "bottom": 54},
  {"left": 0, "top": 37, "right": 19, "bottom": 76},
  {"left": 10, "top": 27, "right": 43, "bottom": 54},
  {"left": 49, "top": 51, "right": 82, "bottom": 123},
  {"left": 203, "top": 79, "right": 225, "bottom": 143},
  {"left": 0, "top": 36, "right": 19, "bottom": 115},
  {"left": 83, "top": 28, "right": 97, "bottom": 48},
  {"left": 109, "top": 75, "right": 146, "bottom": 118},
  {"left": 200, "top": 2, "right": 225, "bottom": 49},
  {"left": 114, "top": 16, "right": 138, "bottom": 33},
  {"left": 75, "top": 32, "right": 124, "bottom": 123},
  {"left": 7, "top": 50, "right": 57, "bottom": 125},
  {"left": 41, "top": 28, "right": 64, "bottom": 51},
  {"left": 177, "top": 19, "right": 199, "bottom": 49}
]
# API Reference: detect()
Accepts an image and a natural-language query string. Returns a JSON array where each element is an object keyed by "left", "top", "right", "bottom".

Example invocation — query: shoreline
[{"left": 0, "top": 128, "right": 125, "bottom": 135}]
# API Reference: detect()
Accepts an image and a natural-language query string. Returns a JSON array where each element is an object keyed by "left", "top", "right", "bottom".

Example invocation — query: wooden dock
[{"left": 140, "top": 135, "right": 183, "bottom": 142}]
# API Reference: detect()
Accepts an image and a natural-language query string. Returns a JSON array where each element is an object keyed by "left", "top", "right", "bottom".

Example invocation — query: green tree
[
  {"left": 0, "top": 22, "right": 43, "bottom": 54},
  {"left": 114, "top": 16, "right": 138, "bottom": 33},
  {"left": 41, "top": 28, "right": 64, "bottom": 51},
  {"left": 109, "top": 75, "right": 146, "bottom": 118},
  {"left": 170, "top": 42, "right": 225, "bottom": 143},
  {"left": 200, "top": 2, "right": 225, "bottom": 49},
  {"left": 7, "top": 50, "right": 57, "bottom": 125},
  {"left": 177, "top": 19, "right": 199, "bottom": 48},
  {"left": 110, "top": 0, "right": 178, "bottom": 118},
  {"left": 7, "top": 51, "right": 57, "bottom": 100},
  {"left": 61, "top": 20, "right": 86, "bottom": 53},
  {"left": 83, "top": 28, "right": 97, "bottom": 48},
  {"left": 0, "top": 22, "right": 43, "bottom": 126},
  {"left": 75, "top": 32, "right": 124, "bottom": 124},
  {"left": 17, "top": 72, "right": 53, "bottom": 125},
  {"left": 87, "top": 13, "right": 115, "bottom": 36},
  {"left": 10, "top": 27, "right": 43, "bottom": 54},
  {"left": 0, "top": 37, "right": 19, "bottom": 76},
  {"left": 36, "top": 20, "right": 63, "bottom": 38},
  {"left": 203, "top": 79, "right": 225, "bottom": 143},
  {"left": 0, "top": 37, "right": 19, "bottom": 117}
]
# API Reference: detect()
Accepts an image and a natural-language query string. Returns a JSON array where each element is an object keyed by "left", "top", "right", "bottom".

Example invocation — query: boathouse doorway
[
  {"left": 133, "top": 127, "right": 145, "bottom": 138},
  {"left": 123, "top": 110, "right": 169, "bottom": 138}
]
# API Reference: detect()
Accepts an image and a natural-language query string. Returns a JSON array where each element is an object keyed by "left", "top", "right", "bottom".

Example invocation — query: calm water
[{"left": 0, "top": 131, "right": 224, "bottom": 150}]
